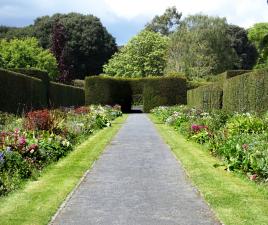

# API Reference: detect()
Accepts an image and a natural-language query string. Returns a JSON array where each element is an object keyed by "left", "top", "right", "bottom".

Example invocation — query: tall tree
[
  {"left": 51, "top": 21, "right": 72, "bottom": 83},
  {"left": 166, "top": 14, "right": 239, "bottom": 79},
  {"left": 248, "top": 23, "right": 268, "bottom": 68},
  {"left": 0, "top": 13, "right": 117, "bottom": 79},
  {"left": 227, "top": 25, "right": 258, "bottom": 70},
  {"left": 145, "top": 6, "right": 182, "bottom": 35},
  {"left": 104, "top": 30, "right": 169, "bottom": 77}
]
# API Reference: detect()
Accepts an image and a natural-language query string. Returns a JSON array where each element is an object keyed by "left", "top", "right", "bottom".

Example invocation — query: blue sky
[{"left": 0, "top": 0, "right": 268, "bottom": 45}]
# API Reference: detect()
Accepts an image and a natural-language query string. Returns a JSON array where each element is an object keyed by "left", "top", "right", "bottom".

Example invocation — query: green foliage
[
  {"left": 0, "top": 38, "right": 58, "bottom": 79},
  {"left": 187, "top": 83, "right": 223, "bottom": 110},
  {"left": 248, "top": 23, "right": 268, "bottom": 68},
  {"left": 144, "top": 6, "right": 182, "bottom": 35},
  {"left": 85, "top": 76, "right": 133, "bottom": 112},
  {"left": 223, "top": 69, "right": 268, "bottom": 112},
  {"left": 0, "top": 68, "right": 47, "bottom": 114},
  {"left": 166, "top": 14, "right": 239, "bottom": 79},
  {"left": 143, "top": 77, "right": 187, "bottom": 112},
  {"left": 33, "top": 13, "right": 117, "bottom": 78},
  {"left": 152, "top": 106, "right": 268, "bottom": 179},
  {"left": 0, "top": 106, "right": 122, "bottom": 196},
  {"left": 103, "top": 30, "right": 169, "bottom": 77},
  {"left": 49, "top": 82, "right": 85, "bottom": 108},
  {"left": 227, "top": 25, "right": 258, "bottom": 70}
]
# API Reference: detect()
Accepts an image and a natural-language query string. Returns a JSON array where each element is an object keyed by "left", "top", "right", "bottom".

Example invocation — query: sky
[{"left": 0, "top": 0, "right": 268, "bottom": 45}]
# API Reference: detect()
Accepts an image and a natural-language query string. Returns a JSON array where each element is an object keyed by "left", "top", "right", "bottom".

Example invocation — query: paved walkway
[{"left": 51, "top": 114, "right": 219, "bottom": 225}]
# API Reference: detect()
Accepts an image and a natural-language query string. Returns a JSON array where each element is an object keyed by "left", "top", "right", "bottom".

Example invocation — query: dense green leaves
[
  {"left": 227, "top": 25, "right": 258, "bottom": 70},
  {"left": 103, "top": 30, "right": 169, "bottom": 77},
  {"left": 248, "top": 23, "right": 268, "bottom": 68},
  {"left": 145, "top": 6, "right": 182, "bottom": 35},
  {"left": 0, "top": 13, "right": 117, "bottom": 79},
  {"left": 166, "top": 15, "right": 239, "bottom": 79},
  {"left": 0, "top": 38, "right": 58, "bottom": 79}
]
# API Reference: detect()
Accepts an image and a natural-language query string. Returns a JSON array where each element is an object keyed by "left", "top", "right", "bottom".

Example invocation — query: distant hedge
[
  {"left": 187, "top": 83, "right": 223, "bottom": 110},
  {"left": 85, "top": 76, "right": 186, "bottom": 112},
  {"left": 85, "top": 76, "right": 132, "bottom": 112},
  {"left": 223, "top": 70, "right": 268, "bottom": 112},
  {"left": 212, "top": 70, "right": 250, "bottom": 84},
  {"left": 143, "top": 77, "right": 187, "bottom": 112},
  {"left": 49, "top": 82, "right": 85, "bottom": 108},
  {"left": 0, "top": 68, "right": 47, "bottom": 113}
]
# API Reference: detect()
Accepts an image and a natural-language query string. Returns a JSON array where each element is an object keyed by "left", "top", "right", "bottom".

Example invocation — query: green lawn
[
  {"left": 0, "top": 115, "right": 127, "bottom": 225},
  {"left": 150, "top": 115, "right": 268, "bottom": 225}
]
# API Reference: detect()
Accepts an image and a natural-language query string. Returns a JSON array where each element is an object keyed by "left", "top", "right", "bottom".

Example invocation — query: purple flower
[{"left": 0, "top": 152, "right": 4, "bottom": 164}]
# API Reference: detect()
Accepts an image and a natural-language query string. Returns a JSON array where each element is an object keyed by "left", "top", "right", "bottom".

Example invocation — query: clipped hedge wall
[
  {"left": 223, "top": 70, "right": 268, "bottom": 112},
  {"left": 85, "top": 76, "right": 132, "bottom": 112},
  {"left": 0, "top": 68, "right": 47, "bottom": 113},
  {"left": 143, "top": 77, "right": 187, "bottom": 112},
  {"left": 212, "top": 70, "right": 250, "bottom": 84},
  {"left": 49, "top": 82, "right": 85, "bottom": 108},
  {"left": 187, "top": 83, "right": 223, "bottom": 110}
]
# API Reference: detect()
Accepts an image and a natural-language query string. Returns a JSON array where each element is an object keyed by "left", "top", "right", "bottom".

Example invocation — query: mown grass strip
[
  {"left": 150, "top": 115, "right": 268, "bottom": 225},
  {"left": 0, "top": 115, "right": 128, "bottom": 225}
]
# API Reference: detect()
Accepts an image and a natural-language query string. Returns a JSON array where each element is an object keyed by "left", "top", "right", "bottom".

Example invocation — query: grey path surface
[{"left": 51, "top": 114, "right": 220, "bottom": 225}]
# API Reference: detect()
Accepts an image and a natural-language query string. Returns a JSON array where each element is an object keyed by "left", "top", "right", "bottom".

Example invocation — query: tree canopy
[
  {"left": 0, "top": 13, "right": 117, "bottom": 79},
  {"left": 145, "top": 6, "right": 182, "bottom": 35},
  {"left": 227, "top": 25, "right": 258, "bottom": 70},
  {"left": 248, "top": 23, "right": 268, "bottom": 68},
  {"left": 103, "top": 30, "right": 169, "bottom": 77},
  {"left": 165, "top": 15, "right": 239, "bottom": 79},
  {"left": 0, "top": 38, "right": 58, "bottom": 79}
]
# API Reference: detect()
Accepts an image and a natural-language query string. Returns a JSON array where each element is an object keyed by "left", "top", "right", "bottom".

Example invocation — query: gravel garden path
[{"left": 51, "top": 114, "right": 220, "bottom": 225}]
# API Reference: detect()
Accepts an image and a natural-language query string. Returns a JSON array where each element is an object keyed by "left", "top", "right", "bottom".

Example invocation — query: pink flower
[
  {"left": 18, "top": 137, "right": 26, "bottom": 146},
  {"left": 242, "top": 144, "right": 248, "bottom": 151},
  {"left": 249, "top": 174, "right": 257, "bottom": 181}
]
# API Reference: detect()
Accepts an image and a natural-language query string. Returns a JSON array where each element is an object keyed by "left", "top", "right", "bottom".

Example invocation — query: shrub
[
  {"left": 49, "top": 82, "right": 85, "bottom": 108},
  {"left": 187, "top": 82, "right": 223, "bottom": 110},
  {"left": 85, "top": 76, "right": 133, "bottom": 112},
  {"left": 0, "top": 68, "right": 47, "bottom": 114},
  {"left": 143, "top": 77, "right": 187, "bottom": 112},
  {"left": 0, "top": 38, "right": 58, "bottom": 79},
  {"left": 223, "top": 69, "right": 268, "bottom": 112}
]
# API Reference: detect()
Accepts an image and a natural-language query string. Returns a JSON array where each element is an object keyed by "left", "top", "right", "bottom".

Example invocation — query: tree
[
  {"left": 0, "top": 13, "right": 117, "bottom": 79},
  {"left": 166, "top": 14, "right": 239, "bottom": 79},
  {"left": 0, "top": 38, "right": 58, "bottom": 79},
  {"left": 145, "top": 6, "right": 182, "bottom": 35},
  {"left": 33, "top": 13, "right": 117, "bottom": 79},
  {"left": 248, "top": 23, "right": 268, "bottom": 68},
  {"left": 227, "top": 25, "right": 258, "bottom": 70},
  {"left": 103, "top": 30, "right": 169, "bottom": 77},
  {"left": 51, "top": 21, "right": 72, "bottom": 83}
]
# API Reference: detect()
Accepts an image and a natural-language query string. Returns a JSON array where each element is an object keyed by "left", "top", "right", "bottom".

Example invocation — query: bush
[
  {"left": 187, "top": 82, "right": 223, "bottom": 110},
  {"left": 85, "top": 76, "right": 132, "bottom": 112},
  {"left": 49, "top": 82, "right": 85, "bottom": 108},
  {"left": 143, "top": 77, "right": 187, "bottom": 112},
  {"left": 0, "top": 38, "right": 58, "bottom": 79},
  {"left": 152, "top": 106, "right": 268, "bottom": 180},
  {"left": 223, "top": 69, "right": 268, "bottom": 112},
  {"left": 0, "top": 69, "right": 47, "bottom": 113}
]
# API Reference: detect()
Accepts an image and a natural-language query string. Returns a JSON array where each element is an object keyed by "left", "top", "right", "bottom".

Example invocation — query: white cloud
[{"left": 0, "top": 0, "right": 268, "bottom": 44}]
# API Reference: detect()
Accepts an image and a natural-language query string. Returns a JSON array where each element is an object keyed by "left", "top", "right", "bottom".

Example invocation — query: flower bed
[
  {"left": 152, "top": 106, "right": 268, "bottom": 181},
  {"left": 0, "top": 105, "right": 122, "bottom": 196}
]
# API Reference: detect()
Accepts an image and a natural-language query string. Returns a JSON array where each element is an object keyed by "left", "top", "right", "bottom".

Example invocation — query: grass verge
[
  {"left": 150, "top": 114, "right": 268, "bottom": 225},
  {"left": 0, "top": 115, "right": 128, "bottom": 225}
]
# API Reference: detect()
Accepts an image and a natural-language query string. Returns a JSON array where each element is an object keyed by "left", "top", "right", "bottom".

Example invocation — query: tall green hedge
[
  {"left": 187, "top": 83, "right": 223, "bottom": 110},
  {"left": 85, "top": 76, "right": 186, "bottom": 112},
  {"left": 49, "top": 82, "right": 85, "bottom": 108},
  {"left": 223, "top": 69, "right": 268, "bottom": 112},
  {"left": 143, "top": 77, "right": 187, "bottom": 112},
  {"left": 0, "top": 68, "right": 47, "bottom": 113},
  {"left": 212, "top": 70, "right": 250, "bottom": 84},
  {"left": 85, "top": 76, "right": 132, "bottom": 112}
]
